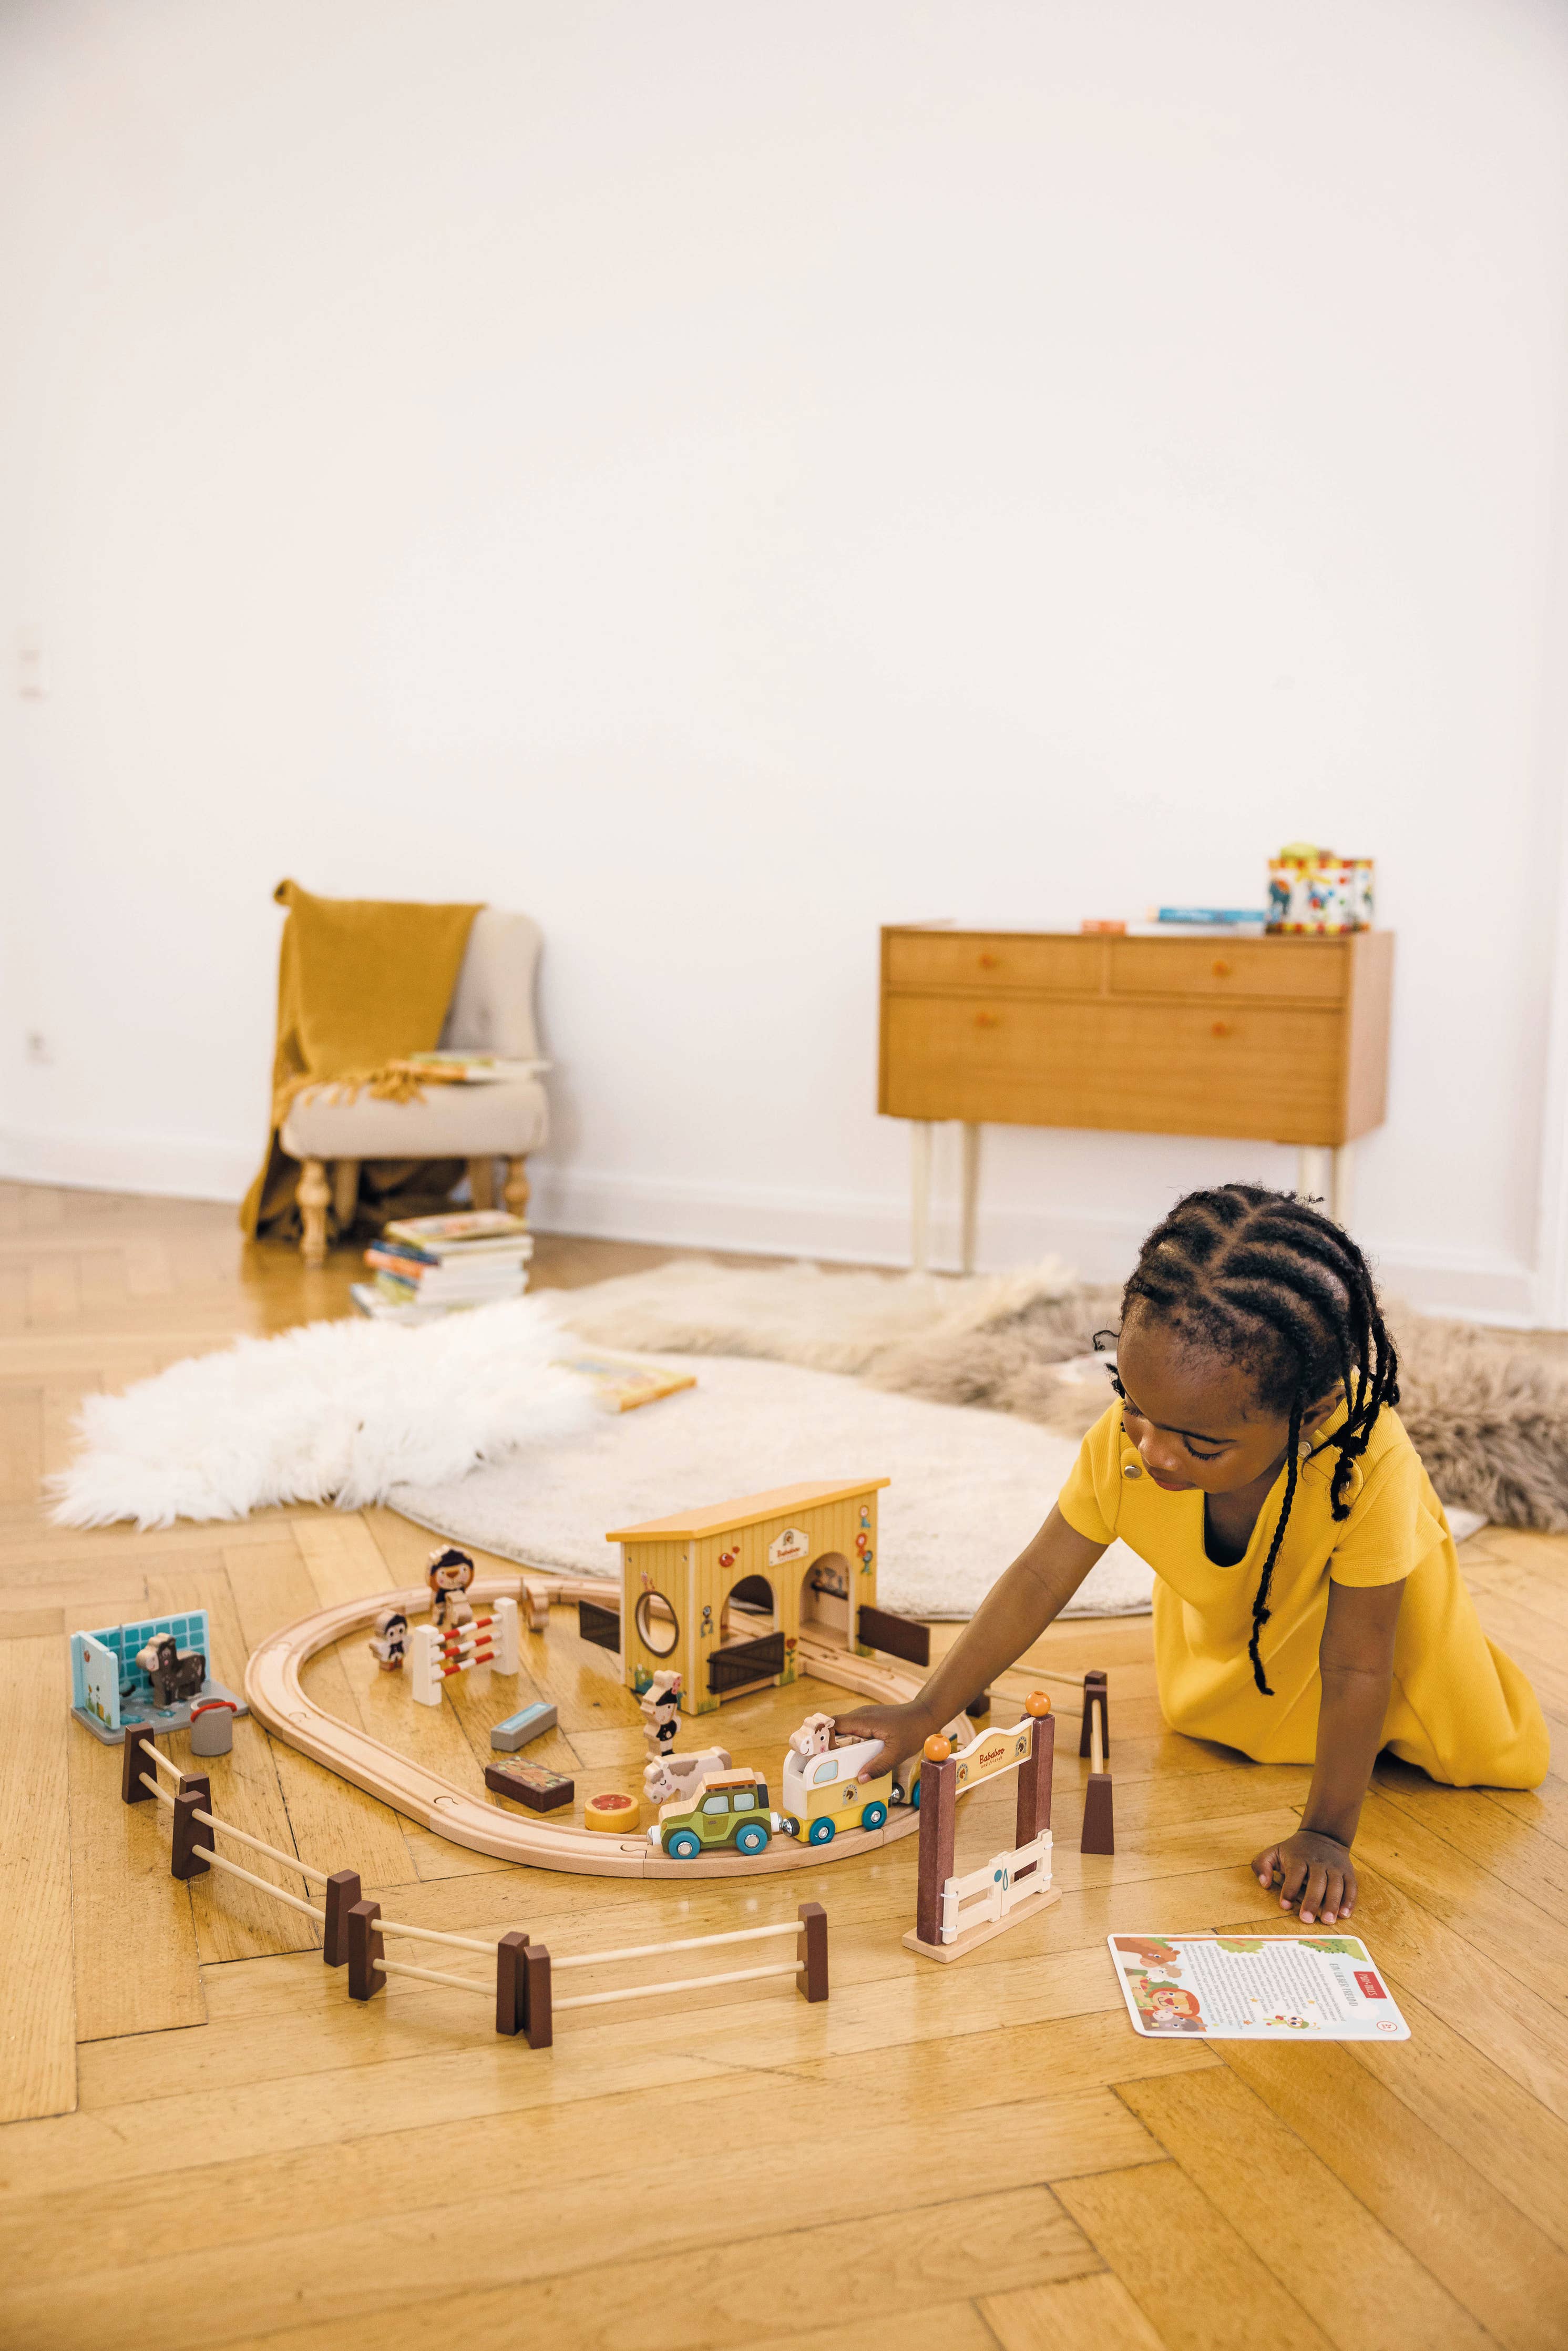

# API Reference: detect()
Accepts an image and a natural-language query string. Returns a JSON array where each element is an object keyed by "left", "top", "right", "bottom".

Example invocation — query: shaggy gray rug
[{"left": 563, "top": 1258, "right": 1543, "bottom": 1531}]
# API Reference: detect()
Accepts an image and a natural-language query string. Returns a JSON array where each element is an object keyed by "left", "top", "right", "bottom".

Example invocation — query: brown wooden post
[
  {"left": 496, "top": 1930, "right": 529, "bottom": 2037},
  {"left": 121, "top": 1721, "right": 161, "bottom": 1805},
  {"left": 913, "top": 1746, "right": 958, "bottom": 1950},
  {"left": 347, "top": 1899, "right": 385, "bottom": 2001},
  {"left": 170, "top": 1774, "right": 213, "bottom": 1879},
  {"left": 1081, "top": 1772, "right": 1115, "bottom": 1855},
  {"left": 521, "top": 1941, "right": 552, "bottom": 2048},
  {"left": 322, "top": 1869, "right": 362, "bottom": 1967},
  {"left": 1015, "top": 1695, "right": 1054, "bottom": 1845},
  {"left": 796, "top": 1901, "right": 828, "bottom": 2002},
  {"left": 1079, "top": 1669, "right": 1109, "bottom": 1758}
]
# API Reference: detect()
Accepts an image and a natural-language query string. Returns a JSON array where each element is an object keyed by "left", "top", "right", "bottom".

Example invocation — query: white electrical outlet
[{"left": 17, "top": 629, "right": 45, "bottom": 698}]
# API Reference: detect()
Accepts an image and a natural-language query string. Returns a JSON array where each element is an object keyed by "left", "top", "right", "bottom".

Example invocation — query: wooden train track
[{"left": 245, "top": 1572, "right": 928, "bottom": 1880}]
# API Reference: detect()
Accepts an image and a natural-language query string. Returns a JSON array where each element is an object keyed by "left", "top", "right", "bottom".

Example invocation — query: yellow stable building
[{"left": 608, "top": 1477, "right": 890, "bottom": 1717}]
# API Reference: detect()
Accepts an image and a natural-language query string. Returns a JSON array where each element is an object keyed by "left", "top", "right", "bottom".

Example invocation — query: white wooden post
[
  {"left": 410, "top": 1624, "right": 443, "bottom": 1706},
  {"left": 493, "top": 1597, "right": 519, "bottom": 1674}
]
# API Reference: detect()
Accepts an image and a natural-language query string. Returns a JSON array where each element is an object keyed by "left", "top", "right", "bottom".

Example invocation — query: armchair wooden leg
[
  {"left": 468, "top": 1157, "right": 497, "bottom": 1212},
  {"left": 504, "top": 1156, "right": 531, "bottom": 1228},
  {"left": 299, "top": 1159, "right": 330, "bottom": 1269},
  {"left": 332, "top": 1159, "right": 361, "bottom": 1230}
]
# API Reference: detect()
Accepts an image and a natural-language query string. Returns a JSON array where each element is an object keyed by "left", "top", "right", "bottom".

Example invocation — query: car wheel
[
  {"left": 734, "top": 1821, "right": 770, "bottom": 1855},
  {"left": 666, "top": 1829, "right": 701, "bottom": 1860},
  {"left": 861, "top": 1800, "right": 888, "bottom": 1832},
  {"left": 807, "top": 1815, "right": 836, "bottom": 1845},
  {"left": 911, "top": 1777, "right": 922, "bottom": 1811}
]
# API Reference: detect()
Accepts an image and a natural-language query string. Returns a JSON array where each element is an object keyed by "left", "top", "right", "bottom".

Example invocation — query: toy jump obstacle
[
  {"left": 904, "top": 1692, "right": 1061, "bottom": 1962},
  {"left": 410, "top": 1597, "right": 519, "bottom": 1704},
  {"left": 118, "top": 1718, "right": 828, "bottom": 2046}
]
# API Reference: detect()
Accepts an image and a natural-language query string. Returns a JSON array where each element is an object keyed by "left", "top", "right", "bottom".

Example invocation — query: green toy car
[{"left": 648, "top": 1766, "right": 796, "bottom": 1860}]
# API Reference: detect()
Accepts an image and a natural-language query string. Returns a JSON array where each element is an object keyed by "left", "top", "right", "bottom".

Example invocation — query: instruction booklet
[{"left": 1110, "top": 1932, "right": 1410, "bottom": 2041}]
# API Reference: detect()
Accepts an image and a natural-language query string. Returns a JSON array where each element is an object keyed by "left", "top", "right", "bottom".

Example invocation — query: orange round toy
[
  {"left": 923, "top": 1734, "right": 953, "bottom": 1763},
  {"left": 1024, "top": 1690, "right": 1052, "bottom": 1716},
  {"left": 585, "top": 1791, "right": 640, "bottom": 1834}
]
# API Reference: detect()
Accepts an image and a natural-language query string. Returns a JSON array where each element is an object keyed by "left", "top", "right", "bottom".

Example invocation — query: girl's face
[{"left": 1114, "top": 1313, "right": 1338, "bottom": 1496}]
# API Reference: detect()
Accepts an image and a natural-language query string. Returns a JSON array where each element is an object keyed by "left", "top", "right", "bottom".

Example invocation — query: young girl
[{"left": 836, "top": 1183, "right": 1548, "bottom": 1928}]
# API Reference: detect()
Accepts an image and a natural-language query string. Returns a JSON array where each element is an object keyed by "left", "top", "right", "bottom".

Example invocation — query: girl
[{"left": 836, "top": 1184, "right": 1548, "bottom": 1928}]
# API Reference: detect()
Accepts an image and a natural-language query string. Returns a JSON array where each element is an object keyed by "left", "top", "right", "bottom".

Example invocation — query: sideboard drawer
[
  {"left": 885, "top": 931, "right": 1104, "bottom": 996},
  {"left": 881, "top": 994, "right": 1345, "bottom": 1144},
  {"left": 1109, "top": 937, "right": 1347, "bottom": 1002}
]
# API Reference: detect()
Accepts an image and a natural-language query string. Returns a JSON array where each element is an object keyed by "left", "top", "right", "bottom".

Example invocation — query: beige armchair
[{"left": 279, "top": 907, "right": 549, "bottom": 1267}]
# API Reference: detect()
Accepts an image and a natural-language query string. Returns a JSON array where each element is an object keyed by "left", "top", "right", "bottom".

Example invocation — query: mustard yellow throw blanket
[{"left": 240, "top": 880, "right": 481, "bottom": 1241}]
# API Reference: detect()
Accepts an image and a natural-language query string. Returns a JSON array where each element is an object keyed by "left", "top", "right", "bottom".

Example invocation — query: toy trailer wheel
[
  {"left": 807, "top": 1816, "right": 836, "bottom": 1845},
  {"left": 862, "top": 1801, "right": 888, "bottom": 1831},
  {"left": 666, "top": 1829, "right": 702, "bottom": 1861},
  {"left": 733, "top": 1821, "right": 770, "bottom": 1856}
]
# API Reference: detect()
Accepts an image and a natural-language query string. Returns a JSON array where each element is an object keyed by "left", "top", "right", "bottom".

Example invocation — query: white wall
[{"left": 3, "top": 0, "right": 1567, "bottom": 1317}]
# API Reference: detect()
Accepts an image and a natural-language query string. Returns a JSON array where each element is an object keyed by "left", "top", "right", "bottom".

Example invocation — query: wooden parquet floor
[{"left": 1, "top": 1179, "right": 1566, "bottom": 2351}]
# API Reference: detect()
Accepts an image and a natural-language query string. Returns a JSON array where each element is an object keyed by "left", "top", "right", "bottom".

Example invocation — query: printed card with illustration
[{"left": 1110, "top": 1932, "right": 1410, "bottom": 2041}]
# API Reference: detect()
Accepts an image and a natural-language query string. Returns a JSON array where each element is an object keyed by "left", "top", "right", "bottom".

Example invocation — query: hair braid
[{"left": 1119, "top": 1183, "right": 1399, "bottom": 1697}]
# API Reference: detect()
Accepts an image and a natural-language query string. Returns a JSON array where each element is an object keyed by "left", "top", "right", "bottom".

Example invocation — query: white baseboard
[
  {"left": 0, "top": 1130, "right": 1544, "bottom": 1326},
  {"left": 526, "top": 1162, "right": 1543, "bottom": 1325},
  {"left": 0, "top": 1127, "right": 255, "bottom": 1203}
]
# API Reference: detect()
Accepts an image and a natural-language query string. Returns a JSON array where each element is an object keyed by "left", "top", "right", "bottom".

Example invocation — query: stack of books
[{"left": 350, "top": 1211, "right": 534, "bottom": 1324}]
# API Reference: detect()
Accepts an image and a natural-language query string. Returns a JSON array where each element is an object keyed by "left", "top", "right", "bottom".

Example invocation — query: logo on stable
[{"left": 768, "top": 1527, "right": 808, "bottom": 1565}]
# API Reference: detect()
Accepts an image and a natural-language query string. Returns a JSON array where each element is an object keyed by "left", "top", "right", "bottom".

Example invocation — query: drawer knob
[
  {"left": 1212, "top": 958, "right": 1232, "bottom": 978},
  {"left": 978, "top": 953, "right": 1000, "bottom": 969},
  {"left": 1212, "top": 1020, "right": 1232, "bottom": 1039},
  {"left": 975, "top": 1011, "right": 1000, "bottom": 1029}
]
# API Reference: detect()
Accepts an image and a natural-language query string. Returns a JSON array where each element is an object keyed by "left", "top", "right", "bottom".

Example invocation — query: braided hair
[{"left": 1113, "top": 1184, "right": 1399, "bottom": 1697}]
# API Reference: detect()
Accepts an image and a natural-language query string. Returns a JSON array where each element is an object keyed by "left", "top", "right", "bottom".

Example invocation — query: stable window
[{"left": 634, "top": 1590, "right": 679, "bottom": 1658}]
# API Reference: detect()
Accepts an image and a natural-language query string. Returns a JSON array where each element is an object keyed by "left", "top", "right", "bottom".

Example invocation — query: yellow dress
[{"left": 1058, "top": 1400, "right": 1548, "bottom": 1789}]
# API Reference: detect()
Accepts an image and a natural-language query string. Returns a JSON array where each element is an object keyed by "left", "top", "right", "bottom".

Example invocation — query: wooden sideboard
[{"left": 878, "top": 924, "right": 1394, "bottom": 1270}]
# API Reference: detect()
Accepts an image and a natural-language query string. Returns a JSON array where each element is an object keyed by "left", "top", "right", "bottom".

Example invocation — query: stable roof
[{"left": 607, "top": 1477, "right": 890, "bottom": 1544}]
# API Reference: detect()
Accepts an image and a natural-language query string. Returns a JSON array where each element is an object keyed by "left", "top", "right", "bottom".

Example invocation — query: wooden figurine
[
  {"left": 903, "top": 1693, "right": 1060, "bottom": 1964},
  {"left": 642, "top": 1745, "right": 731, "bottom": 1807},
  {"left": 521, "top": 1581, "right": 551, "bottom": 1634},
  {"left": 640, "top": 1670, "right": 682, "bottom": 1764},
  {"left": 135, "top": 1632, "right": 207, "bottom": 1709},
  {"left": 426, "top": 1545, "right": 476, "bottom": 1631},
  {"left": 367, "top": 1607, "right": 409, "bottom": 1672}
]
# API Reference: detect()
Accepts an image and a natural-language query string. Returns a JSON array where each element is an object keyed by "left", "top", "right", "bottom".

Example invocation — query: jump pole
[{"left": 904, "top": 1692, "right": 1061, "bottom": 1965}]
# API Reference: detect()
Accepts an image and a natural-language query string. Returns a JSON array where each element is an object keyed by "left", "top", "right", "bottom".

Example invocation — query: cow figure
[{"left": 136, "top": 1633, "right": 207, "bottom": 1709}]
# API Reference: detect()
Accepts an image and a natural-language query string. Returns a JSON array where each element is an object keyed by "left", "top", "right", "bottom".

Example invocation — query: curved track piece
[{"left": 246, "top": 1572, "right": 926, "bottom": 1880}]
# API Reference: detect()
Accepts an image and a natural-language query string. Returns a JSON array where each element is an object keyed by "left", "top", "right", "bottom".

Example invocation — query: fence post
[
  {"left": 1016, "top": 1695, "right": 1054, "bottom": 1846},
  {"left": 121, "top": 1721, "right": 161, "bottom": 1805},
  {"left": 496, "top": 1930, "right": 529, "bottom": 2036},
  {"left": 347, "top": 1899, "right": 385, "bottom": 2001},
  {"left": 493, "top": 1596, "right": 520, "bottom": 1674},
  {"left": 521, "top": 1942, "right": 552, "bottom": 2048},
  {"left": 796, "top": 1901, "right": 828, "bottom": 2002},
  {"left": 170, "top": 1773, "right": 213, "bottom": 1879},
  {"left": 322, "top": 1869, "right": 362, "bottom": 1967},
  {"left": 409, "top": 1625, "right": 442, "bottom": 1707},
  {"left": 1079, "top": 1669, "right": 1109, "bottom": 1759},
  {"left": 913, "top": 1744, "right": 959, "bottom": 1950}
]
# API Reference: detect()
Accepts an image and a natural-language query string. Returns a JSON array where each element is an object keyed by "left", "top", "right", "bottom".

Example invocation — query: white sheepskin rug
[
  {"left": 390, "top": 1352, "right": 1156, "bottom": 1620},
  {"left": 49, "top": 1296, "right": 598, "bottom": 1529}
]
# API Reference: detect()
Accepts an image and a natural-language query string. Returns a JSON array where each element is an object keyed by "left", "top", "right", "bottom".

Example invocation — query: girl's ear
[{"left": 1299, "top": 1386, "right": 1343, "bottom": 1436}]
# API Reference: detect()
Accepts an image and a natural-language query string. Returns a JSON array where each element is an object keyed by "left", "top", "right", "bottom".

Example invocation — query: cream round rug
[{"left": 391, "top": 1351, "right": 1157, "bottom": 1619}]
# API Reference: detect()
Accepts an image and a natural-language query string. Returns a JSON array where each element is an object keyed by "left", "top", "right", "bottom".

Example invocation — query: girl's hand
[
  {"left": 831, "top": 1700, "right": 937, "bottom": 1788},
  {"left": 1251, "top": 1829, "right": 1357, "bottom": 1925}
]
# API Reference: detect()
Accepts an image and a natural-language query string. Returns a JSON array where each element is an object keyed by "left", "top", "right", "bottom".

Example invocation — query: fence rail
[{"left": 118, "top": 1719, "right": 828, "bottom": 2046}]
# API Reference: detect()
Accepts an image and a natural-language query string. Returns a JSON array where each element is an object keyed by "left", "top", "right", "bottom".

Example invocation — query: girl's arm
[
  {"left": 832, "top": 1505, "right": 1107, "bottom": 1783},
  {"left": 1251, "top": 1576, "right": 1405, "bottom": 1926}
]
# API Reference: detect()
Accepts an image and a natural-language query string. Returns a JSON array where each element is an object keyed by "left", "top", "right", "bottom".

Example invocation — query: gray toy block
[{"left": 491, "top": 1701, "right": 558, "bottom": 1753}]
